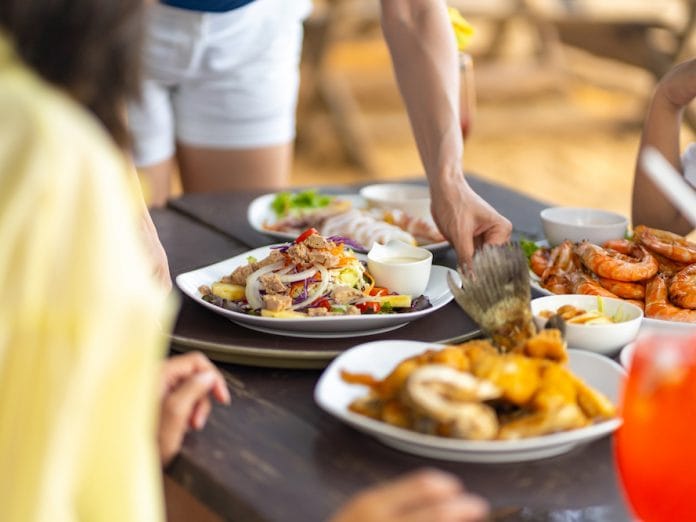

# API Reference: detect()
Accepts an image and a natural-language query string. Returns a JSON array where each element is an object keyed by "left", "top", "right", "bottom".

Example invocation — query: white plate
[
  {"left": 247, "top": 192, "right": 450, "bottom": 252},
  {"left": 176, "top": 246, "right": 457, "bottom": 338},
  {"left": 315, "top": 340, "right": 624, "bottom": 463},
  {"left": 619, "top": 342, "right": 635, "bottom": 369}
]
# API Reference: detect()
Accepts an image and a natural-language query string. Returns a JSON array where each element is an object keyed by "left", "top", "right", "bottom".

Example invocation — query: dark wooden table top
[{"left": 152, "top": 178, "right": 631, "bottom": 522}]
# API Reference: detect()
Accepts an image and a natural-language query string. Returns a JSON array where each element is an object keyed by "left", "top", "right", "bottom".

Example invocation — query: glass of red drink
[{"left": 614, "top": 331, "right": 696, "bottom": 521}]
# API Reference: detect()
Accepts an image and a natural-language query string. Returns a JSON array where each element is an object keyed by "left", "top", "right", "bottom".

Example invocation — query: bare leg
[
  {"left": 138, "top": 157, "right": 177, "bottom": 208},
  {"left": 176, "top": 142, "right": 293, "bottom": 193}
]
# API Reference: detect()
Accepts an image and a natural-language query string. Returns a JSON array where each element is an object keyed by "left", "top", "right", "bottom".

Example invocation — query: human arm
[
  {"left": 127, "top": 163, "right": 173, "bottom": 290},
  {"left": 329, "top": 469, "right": 489, "bottom": 522},
  {"left": 632, "top": 59, "right": 696, "bottom": 234},
  {"left": 379, "top": 0, "right": 511, "bottom": 264},
  {"left": 158, "top": 352, "right": 231, "bottom": 466}
]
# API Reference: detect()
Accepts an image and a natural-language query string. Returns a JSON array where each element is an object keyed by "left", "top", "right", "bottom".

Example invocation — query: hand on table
[
  {"left": 430, "top": 177, "right": 512, "bottom": 266},
  {"left": 330, "top": 469, "right": 489, "bottom": 522},
  {"left": 158, "top": 351, "right": 231, "bottom": 466}
]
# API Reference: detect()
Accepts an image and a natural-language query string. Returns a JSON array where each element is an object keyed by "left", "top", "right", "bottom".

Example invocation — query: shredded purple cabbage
[
  {"left": 328, "top": 235, "right": 365, "bottom": 251},
  {"left": 270, "top": 243, "right": 291, "bottom": 253}
]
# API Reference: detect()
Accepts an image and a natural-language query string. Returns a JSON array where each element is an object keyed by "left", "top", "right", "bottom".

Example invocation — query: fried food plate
[
  {"left": 315, "top": 340, "right": 624, "bottom": 463},
  {"left": 529, "top": 241, "right": 696, "bottom": 331},
  {"left": 176, "top": 246, "right": 458, "bottom": 339},
  {"left": 247, "top": 193, "right": 450, "bottom": 253}
]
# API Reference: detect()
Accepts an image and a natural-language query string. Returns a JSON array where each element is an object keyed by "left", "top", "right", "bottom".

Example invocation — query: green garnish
[
  {"left": 519, "top": 237, "right": 540, "bottom": 260},
  {"left": 271, "top": 189, "right": 333, "bottom": 217},
  {"left": 380, "top": 302, "right": 394, "bottom": 314},
  {"left": 247, "top": 256, "right": 258, "bottom": 264}
]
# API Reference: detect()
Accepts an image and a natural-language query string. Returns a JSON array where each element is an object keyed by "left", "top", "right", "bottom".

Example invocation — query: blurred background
[{"left": 292, "top": 0, "right": 696, "bottom": 219}]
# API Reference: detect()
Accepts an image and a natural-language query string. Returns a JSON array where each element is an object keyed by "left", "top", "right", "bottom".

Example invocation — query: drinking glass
[
  {"left": 614, "top": 331, "right": 696, "bottom": 521},
  {"left": 459, "top": 52, "right": 476, "bottom": 141}
]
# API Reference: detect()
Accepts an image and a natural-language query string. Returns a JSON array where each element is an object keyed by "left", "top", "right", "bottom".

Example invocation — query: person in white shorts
[
  {"left": 128, "top": 0, "right": 312, "bottom": 207},
  {"left": 633, "top": 57, "right": 696, "bottom": 234}
]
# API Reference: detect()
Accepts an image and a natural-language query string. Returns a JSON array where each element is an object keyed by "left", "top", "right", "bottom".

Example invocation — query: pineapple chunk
[
  {"left": 375, "top": 295, "right": 412, "bottom": 308},
  {"left": 260, "top": 309, "right": 308, "bottom": 319},
  {"left": 211, "top": 282, "right": 245, "bottom": 301}
]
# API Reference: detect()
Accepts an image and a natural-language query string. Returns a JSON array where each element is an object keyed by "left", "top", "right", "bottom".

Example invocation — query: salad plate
[
  {"left": 315, "top": 340, "right": 625, "bottom": 463},
  {"left": 176, "top": 245, "right": 458, "bottom": 338},
  {"left": 247, "top": 192, "right": 450, "bottom": 253}
]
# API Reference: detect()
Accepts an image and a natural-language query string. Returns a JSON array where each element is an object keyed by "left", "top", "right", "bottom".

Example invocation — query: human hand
[
  {"left": 656, "top": 58, "right": 696, "bottom": 110},
  {"left": 329, "top": 469, "right": 489, "bottom": 522},
  {"left": 158, "top": 352, "right": 231, "bottom": 466},
  {"left": 430, "top": 177, "right": 512, "bottom": 266}
]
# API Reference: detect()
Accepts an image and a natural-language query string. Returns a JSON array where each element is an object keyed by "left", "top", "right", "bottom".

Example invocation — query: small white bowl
[
  {"left": 540, "top": 207, "right": 627, "bottom": 246},
  {"left": 367, "top": 240, "right": 433, "bottom": 296},
  {"left": 530, "top": 294, "right": 643, "bottom": 355},
  {"left": 360, "top": 183, "right": 432, "bottom": 221},
  {"left": 619, "top": 342, "right": 635, "bottom": 369}
]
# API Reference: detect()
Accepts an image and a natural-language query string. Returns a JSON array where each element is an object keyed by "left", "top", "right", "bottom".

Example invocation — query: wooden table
[{"left": 153, "top": 177, "right": 631, "bottom": 521}]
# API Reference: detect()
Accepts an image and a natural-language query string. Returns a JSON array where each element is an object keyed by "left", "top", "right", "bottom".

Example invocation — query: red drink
[{"left": 615, "top": 333, "right": 696, "bottom": 521}]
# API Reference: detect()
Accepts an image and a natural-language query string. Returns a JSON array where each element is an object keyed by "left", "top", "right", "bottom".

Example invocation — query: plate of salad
[
  {"left": 176, "top": 230, "right": 457, "bottom": 338},
  {"left": 247, "top": 189, "right": 449, "bottom": 252}
]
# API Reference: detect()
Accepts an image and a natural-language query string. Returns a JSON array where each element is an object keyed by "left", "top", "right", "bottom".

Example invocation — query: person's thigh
[
  {"left": 173, "top": 0, "right": 312, "bottom": 190},
  {"left": 176, "top": 142, "right": 293, "bottom": 192}
]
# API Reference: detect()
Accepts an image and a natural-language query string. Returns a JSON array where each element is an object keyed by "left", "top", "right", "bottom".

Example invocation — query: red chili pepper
[
  {"left": 295, "top": 227, "right": 319, "bottom": 243},
  {"left": 369, "top": 287, "right": 389, "bottom": 297},
  {"left": 356, "top": 301, "right": 381, "bottom": 314}
]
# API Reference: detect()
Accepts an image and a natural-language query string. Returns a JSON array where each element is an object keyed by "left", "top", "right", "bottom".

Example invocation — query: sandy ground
[{"left": 292, "top": 34, "right": 695, "bottom": 224}]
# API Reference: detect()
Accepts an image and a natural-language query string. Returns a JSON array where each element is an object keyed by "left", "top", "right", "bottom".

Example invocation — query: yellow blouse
[{"left": 0, "top": 34, "right": 173, "bottom": 521}]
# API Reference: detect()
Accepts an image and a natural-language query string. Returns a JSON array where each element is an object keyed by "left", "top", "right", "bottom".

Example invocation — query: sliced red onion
[
  {"left": 327, "top": 235, "right": 365, "bottom": 251},
  {"left": 279, "top": 266, "right": 319, "bottom": 283},
  {"left": 244, "top": 261, "right": 285, "bottom": 309},
  {"left": 291, "top": 265, "right": 330, "bottom": 310}
]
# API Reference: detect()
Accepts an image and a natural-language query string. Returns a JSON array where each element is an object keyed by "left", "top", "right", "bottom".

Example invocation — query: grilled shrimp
[
  {"left": 538, "top": 240, "right": 578, "bottom": 294},
  {"left": 602, "top": 238, "right": 635, "bottom": 255},
  {"left": 647, "top": 249, "right": 690, "bottom": 276},
  {"left": 669, "top": 264, "right": 696, "bottom": 310},
  {"left": 575, "top": 241, "right": 658, "bottom": 282},
  {"left": 569, "top": 271, "right": 619, "bottom": 298},
  {"left": 597, "top": 276, "right": 645, "bottom": 300},
  {"left": 645, "top": 274, "right": 696, "bottom": 323},
  {"left": 634, "top": 225, "right": 696, "bottom": 264},
  {"left": 530, "top": 247, "right": 550, "bottom": 277}
]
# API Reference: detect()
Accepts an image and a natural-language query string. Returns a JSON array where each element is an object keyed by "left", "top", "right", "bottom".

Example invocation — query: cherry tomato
[
  {"left": 369, "top": 287, "right": 389, "bottom": 297},
  {"left": 295, "top": 227, "right": 319, "bottom": 243},
  {"left": 356, "top": 301, "right": 381, "bottom": 314},
  {"left": 313, "top": 298, "right": 332, "bottom": 311}
]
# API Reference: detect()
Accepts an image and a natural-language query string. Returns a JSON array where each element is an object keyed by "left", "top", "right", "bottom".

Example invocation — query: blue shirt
[{"left": 162, "top": 0, "right": 255, "bottom": 13}]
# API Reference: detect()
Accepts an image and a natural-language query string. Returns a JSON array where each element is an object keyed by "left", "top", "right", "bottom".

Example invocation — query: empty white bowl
[
  {"left": 540, "top": 207, "right": 627, "bottom": 246},
  {"left": 360, "top": 183, "right": 432, "bottom": 221},
  {"left": 367, "top": 240, "right": 433, "bottom": 296},
  {"left": 531, "top": 294, "right": 643, "bottom": 355}
]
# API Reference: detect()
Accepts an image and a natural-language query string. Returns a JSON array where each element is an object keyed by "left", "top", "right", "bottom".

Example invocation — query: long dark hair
[{"left": 0, "top": 0, "right": 144, "bottom": 148}]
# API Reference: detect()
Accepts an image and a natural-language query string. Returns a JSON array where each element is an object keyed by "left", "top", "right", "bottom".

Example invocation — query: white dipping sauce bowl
[
  {"left": 360, "top": 183, "right": 432, "bottom": 221},
  {"left": 531, "top": 294, "right": 643, "bottom": 355},
  {"left": 367, "top": 240, "right": 433, "bottom": 296},
  {"left": 540, "top": 207, "right": 627, "bottom": 246}
]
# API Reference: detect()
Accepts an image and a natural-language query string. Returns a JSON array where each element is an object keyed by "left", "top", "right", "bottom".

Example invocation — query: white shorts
[{"left": 128, "top": 0, "right": 313, "bottom": 166}]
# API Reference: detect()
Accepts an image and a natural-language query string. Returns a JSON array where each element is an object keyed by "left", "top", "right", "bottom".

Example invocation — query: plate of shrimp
[{"left": 529, "top": 225, "right": 696, "bottom": 327}]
